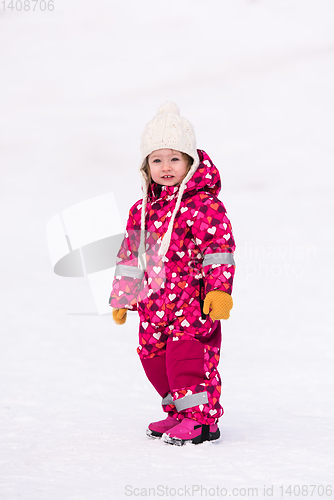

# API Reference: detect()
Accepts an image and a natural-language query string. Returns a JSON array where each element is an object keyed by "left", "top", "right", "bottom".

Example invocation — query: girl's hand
[
  {"left": 112, "top": 308, "right": 127, "bottom": 325},
  {"left": 203, "top": 291, "right": 233, "bottom": 320}
]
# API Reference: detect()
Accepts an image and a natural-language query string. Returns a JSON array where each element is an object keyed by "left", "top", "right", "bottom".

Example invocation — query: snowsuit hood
[
  {"left": 146, "top": 149, "right": 221, "bottom": 202},
  {"left": 138, "top": 150, "right": 222, "bottom": 266}
]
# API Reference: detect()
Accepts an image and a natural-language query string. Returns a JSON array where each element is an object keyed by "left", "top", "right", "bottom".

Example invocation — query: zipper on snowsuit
[{"left": 199, "top": 278, "right": 208, "bottom": 320}]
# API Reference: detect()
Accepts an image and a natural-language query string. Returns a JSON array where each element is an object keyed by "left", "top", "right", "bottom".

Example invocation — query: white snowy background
[{"left": 1, "top": 0, "right": 333, "bottom": 498}]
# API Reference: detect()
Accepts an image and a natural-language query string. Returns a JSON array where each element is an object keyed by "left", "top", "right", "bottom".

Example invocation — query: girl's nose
[{"left": 161, "top": 162, "right": 172, "bottom": 171}]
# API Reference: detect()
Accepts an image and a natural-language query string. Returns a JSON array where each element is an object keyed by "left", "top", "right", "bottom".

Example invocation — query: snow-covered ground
[{"left": 1, "top": 1, "right": 333, "bottom": 498}]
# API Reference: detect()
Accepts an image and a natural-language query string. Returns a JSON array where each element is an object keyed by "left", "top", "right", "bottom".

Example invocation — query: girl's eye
[
  {"left": 152, "top": 159, "right": 161, "bottom": 163},
  {"left": 171, "top": 157, "right": 180, "bottom": 162}
]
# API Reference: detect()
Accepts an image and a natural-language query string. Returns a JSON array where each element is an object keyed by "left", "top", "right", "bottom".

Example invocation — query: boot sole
[
  {"left": 162, "top": 427, "right": 220, "bottom": 446},
  {"left": 146, "top": 428, "right": 163, "bottom": 439}
]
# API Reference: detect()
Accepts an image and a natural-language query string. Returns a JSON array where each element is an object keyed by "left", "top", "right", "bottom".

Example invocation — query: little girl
[{"left": 109, "top": 102, "right": 236, "bottom": 446}]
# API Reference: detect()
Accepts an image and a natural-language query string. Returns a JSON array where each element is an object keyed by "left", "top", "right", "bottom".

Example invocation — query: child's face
[{"left": 148, "top": 149, "right": 189, "bottom": 186}]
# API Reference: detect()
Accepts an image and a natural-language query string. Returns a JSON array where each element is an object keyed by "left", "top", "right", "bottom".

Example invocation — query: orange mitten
[
  {"left": 112, "top": 308, "right": 127, "bottom": 325},
  {"left": 203, "top": 290, "right": 233, "bottom": 320}
]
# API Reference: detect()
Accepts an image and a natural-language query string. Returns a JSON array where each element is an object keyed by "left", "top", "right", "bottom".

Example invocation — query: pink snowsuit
[{"left": 109, "top": 150, "right": 236, "bottom": 425}]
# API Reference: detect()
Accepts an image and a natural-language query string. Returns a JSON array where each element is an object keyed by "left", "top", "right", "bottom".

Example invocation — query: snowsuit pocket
[{"left": 166, "top": 339, "right": 205, "bottom": 392}]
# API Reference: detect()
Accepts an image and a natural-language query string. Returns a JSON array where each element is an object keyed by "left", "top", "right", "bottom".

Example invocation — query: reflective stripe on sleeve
[
  {"left": 203, "top": 252, "right": 235, "bottom": 267},
  {"left": 162, "top": 393, "right": 174, "bottom": 406},
  {"left": 174, "top": 391, "right": 208, "bottom": 412},
  {"left": 114, "top": 264, "right": 144, "bottom": 279}
]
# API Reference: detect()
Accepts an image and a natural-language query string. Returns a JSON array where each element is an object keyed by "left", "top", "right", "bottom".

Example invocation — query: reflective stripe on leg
[
  {"left": 174, "top": 391, "right": 208, "bottom": 412},
  {"left": 162, "top": 393, "right": 173, "bottom": 406}
]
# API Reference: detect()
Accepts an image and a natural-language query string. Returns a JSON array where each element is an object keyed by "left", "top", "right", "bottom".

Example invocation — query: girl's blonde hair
[{"left": 140, "top": 152, "right": 194, "bottom": 186}]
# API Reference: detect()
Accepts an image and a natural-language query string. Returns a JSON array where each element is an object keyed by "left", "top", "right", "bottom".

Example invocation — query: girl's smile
[{"left": 148, "top": 149, "right": 189, "bottom": 186}]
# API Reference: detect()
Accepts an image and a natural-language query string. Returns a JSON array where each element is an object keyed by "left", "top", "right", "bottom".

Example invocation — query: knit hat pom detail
[{"left": 157, "top": 101, "right": 180, "bottom": 116}]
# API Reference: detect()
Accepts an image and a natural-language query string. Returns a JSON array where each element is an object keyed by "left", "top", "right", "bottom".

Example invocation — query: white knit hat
[
  {"left": 138, "top": 102, "right": 200, "bottom": 271},
  {"left": 140, "top": 101, "right": 200, "bottom": 170}
]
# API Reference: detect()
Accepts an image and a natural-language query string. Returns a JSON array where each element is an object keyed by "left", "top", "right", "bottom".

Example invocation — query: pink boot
[
  {"left": 162, "top": 417, "right": 220, "bottom": 446},
  {"left": 146, "top": 414, "right": 180, "bottom": 438}
]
